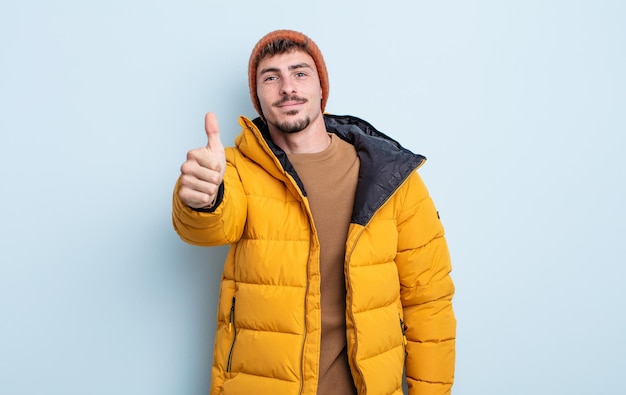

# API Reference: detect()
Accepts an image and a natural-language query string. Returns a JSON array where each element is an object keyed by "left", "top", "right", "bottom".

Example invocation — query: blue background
[{"left": 1, "top": 1, "right": 625, "bottom": 394}]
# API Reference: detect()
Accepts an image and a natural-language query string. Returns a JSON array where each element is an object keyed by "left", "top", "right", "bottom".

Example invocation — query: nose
[{"left": 280, "top": 77, "right": 296, "bottom": 95}]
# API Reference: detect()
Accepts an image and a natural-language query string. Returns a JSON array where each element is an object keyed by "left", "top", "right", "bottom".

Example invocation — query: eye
[
  {"left": 295, "top": 72, "right": 307, "bottom": 78},
  {"left": 263, "top": 75, "right": 278, "bottom": 82}
]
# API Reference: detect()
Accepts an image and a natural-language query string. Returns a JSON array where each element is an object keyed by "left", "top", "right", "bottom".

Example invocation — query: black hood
[{"left": 252, "top": 114, "right": 425, "bottom": 226}]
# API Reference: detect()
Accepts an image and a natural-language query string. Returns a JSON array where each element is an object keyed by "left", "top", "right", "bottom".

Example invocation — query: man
[{"left": 172, "top": 29, "right": 455, "bottom": 395}]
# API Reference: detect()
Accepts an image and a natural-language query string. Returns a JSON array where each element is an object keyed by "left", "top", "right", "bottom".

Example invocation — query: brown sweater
[{"left": 288, "top": 134, "right": 360, "bottom": 395}]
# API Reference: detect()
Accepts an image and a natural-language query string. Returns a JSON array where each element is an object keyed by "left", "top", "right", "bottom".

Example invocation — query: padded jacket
[{"left": 172, "top": 114, "right": 456, "bottom": 395}]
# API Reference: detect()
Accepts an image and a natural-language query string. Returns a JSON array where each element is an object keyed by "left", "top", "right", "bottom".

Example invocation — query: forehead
[{"left": 256, "top": 49, "right": 318, "bottom": 76}]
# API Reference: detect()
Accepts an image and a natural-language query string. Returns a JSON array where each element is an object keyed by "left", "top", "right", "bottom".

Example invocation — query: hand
[{"left": 178, "top": 112, "right": 226, "bottom": 209}]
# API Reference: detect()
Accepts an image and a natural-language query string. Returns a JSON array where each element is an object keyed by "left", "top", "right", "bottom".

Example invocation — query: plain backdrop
[{"left": 1, "top": 1, "right": 625, "bottom": 394}]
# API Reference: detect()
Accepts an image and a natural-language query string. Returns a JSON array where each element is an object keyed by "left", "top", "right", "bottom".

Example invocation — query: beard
[
  {"left": 272, "top": 113, "right": 311, "bottom": 134},
  {"left": 268, "top": 95, "right": 311, "bottom": 134}
]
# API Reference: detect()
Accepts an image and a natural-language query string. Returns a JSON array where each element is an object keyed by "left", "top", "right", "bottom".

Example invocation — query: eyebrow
[{"left": 259, "top": 62, "right": 314, "bottom": 75}]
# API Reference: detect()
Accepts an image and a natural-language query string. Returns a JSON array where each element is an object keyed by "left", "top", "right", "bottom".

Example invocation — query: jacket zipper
[
  {"left": 298, "top": 222, "right": 314, "bottom": 395},
  {"left": 345, "top": 229, "right": 367, "bottom": 394},
  {"left": 226, "top": 296, "right": 237, "bottom": 372}
]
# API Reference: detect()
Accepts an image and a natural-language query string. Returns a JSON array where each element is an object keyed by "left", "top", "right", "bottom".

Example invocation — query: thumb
[{"left": 205, "top": 112, "right": 223, "bottom": 152}]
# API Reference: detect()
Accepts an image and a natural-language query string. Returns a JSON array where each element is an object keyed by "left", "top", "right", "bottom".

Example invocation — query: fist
[{"left": 178, "top": 112, "right": 226, "bottom": 209}]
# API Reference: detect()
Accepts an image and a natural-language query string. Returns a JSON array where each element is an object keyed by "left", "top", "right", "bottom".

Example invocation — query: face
[{"left": 256, "top": 49, "right": 323, "bottom": 134}]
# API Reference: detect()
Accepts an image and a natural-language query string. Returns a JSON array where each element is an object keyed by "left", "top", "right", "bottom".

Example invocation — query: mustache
[{"left": 273, "top": 95, "right": 308, "bottom": 106}]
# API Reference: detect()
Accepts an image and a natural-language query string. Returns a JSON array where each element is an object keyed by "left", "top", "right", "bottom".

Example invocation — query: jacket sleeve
[
  {"left": 396, "top": 171, "right": 456, "bottom": 395},
  {"left": 172, "top": 158, "right": 247, "bottom": 246}
]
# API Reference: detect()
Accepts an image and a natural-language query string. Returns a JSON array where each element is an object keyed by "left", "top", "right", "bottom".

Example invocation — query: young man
[{"left": 173, "top": 29, "right": 456, "bottom": 395}]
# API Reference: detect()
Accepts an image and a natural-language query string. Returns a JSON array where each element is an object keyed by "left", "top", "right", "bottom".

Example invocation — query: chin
[{"left": 272, "top": 116, "right": 311, "bottom": 134}]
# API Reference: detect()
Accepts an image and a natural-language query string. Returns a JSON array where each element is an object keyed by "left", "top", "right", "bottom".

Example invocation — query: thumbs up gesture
[{"left": 179, "top": 112, "right": 227, "bottom": 209}]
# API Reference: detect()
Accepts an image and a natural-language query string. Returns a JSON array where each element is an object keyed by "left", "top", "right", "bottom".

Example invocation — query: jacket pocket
[
  {"left": 226, "top": 296, "right": 237, "bottom": 373},
  {"left": 399, "top": 315, "right": 407, "bottom": 358}
]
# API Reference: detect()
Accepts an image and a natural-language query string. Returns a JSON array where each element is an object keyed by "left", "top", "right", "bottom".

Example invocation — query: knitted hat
[{"left": 248, "top": 29, "right": 329, "bottom": 118}]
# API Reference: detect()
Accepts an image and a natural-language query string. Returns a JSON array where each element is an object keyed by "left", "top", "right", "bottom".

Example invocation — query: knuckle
[
  {"left": 179, "top": 174, "right": 192, "bottom": 186},
  {"left": 206, "top": 184, "right": 218, "bottom": 195},
  {"left": 186, "top": 147, "right": 205, "bottom": 161}
]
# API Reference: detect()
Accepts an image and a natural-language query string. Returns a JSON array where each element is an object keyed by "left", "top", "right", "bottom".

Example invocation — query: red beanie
[{"left": 248, "top": 30, "right": 329, "bottom": 118}]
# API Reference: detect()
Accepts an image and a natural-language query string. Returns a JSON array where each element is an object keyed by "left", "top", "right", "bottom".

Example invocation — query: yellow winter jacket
[{"left": 172, "top": 114, "right": 456, "bottom": 395}]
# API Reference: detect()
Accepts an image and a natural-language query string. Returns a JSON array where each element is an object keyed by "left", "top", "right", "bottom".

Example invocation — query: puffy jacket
[{"left": 172, "top": 114, "right": 456, "bottom": 395}]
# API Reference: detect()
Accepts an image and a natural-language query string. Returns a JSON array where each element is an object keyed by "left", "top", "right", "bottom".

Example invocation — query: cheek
[
  {"left": 256, "top": 88, "right": 276, "bottom": 118},
  {"left": 257, "top": 84, "right": 275, "bottom": 102},
  {"left": 256, "top": 88, "right": 270, "bottom": 108}
]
